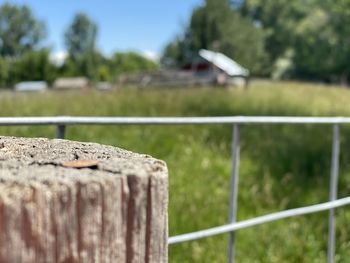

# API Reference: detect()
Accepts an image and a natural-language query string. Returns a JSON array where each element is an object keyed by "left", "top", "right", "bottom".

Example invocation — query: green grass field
[{"left": 2, "top": 81, "right": 350, "bottom": 262}]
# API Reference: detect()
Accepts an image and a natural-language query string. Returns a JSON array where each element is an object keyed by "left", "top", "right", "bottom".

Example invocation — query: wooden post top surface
[{"left": 0, "top": 136, "right": 167, "bottom": 182}]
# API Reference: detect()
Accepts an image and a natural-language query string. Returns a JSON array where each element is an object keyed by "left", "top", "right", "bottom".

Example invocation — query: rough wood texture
[{"left": 0, "top": 137, "right": 168, "bottom": 263}]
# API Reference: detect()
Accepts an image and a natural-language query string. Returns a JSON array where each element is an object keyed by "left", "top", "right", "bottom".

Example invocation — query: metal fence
[{"left": 0, "top": 116, "right": 349, "bottom": 263}]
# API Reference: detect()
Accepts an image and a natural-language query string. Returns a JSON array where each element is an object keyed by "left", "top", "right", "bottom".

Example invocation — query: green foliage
[
  {"left": 239, "top": 0, "right": 350, "bottom": 82},
  {"left": 0, "top": 3, "right": 53, "bottom": 87},
  {"left": 240, "top": 0, "right": 305, "bottom": 62},
  {"left": 322, "top": 0, "right": 350, "bottom": 82},
  {"left": 0, "top": 56, "right": 9, "bottom": 87},
  {"left": 63, "top": 14, "right": 159, "bottom": 82},
  {"left": 162, "top": 0, "right": 350, "bottom": 81},
  {"left": 2, "top": 82, "right": 350, "bottom": 261},
  {"left": 9, "top": 49, "right": 57, "bottom": 84},
  {"left": 162, "top": 0, "right": 267, "bottom": 75},
  {"left": 160, "top": 37, "right": 187, "bottom": 68},
  {"left": 110, "top": 52, "right": 158, "bottom": 77},
  {"left": 0, "top": 49, "right": 57, "bottom": 88},
  {"left": 0, "top": 3, "right": 159, "bottom": 86},
  {"left": 5, "top": 1, "right": 350, "bottom": 84},
  {"left": 97, "top": 65, "right": 112, "bottom": 82},
  {"left": 0, "top": 3, "right": 46, "bottom": 57},
  {"left": 58, "top": 57, "right": 80, "bottom": 78},
  {"left": 64, "top": 13, "right": 98, "bottom": 79},
  {"left": 64, "top": 13, "right": 97, "bottom": 61}
]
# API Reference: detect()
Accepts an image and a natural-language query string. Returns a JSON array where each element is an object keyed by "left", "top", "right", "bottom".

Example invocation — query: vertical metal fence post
[
  {"left": 327, "top": 124, "right": 340, "bottom": 263},
  {"left": 227, "top": 124, "right": 240, "bottom": 263},
  {"left": 56, "top": 124, "right": 66, "bottom": 139}
]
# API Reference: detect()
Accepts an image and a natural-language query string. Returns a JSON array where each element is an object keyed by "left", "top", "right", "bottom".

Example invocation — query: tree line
[
  {"left": 0, "top": 3, "right": 158, "bottom": 88},
  {"left": 2, "top": 1, "right": 350, "bottom": 88},
  {"left": 162, "top": 0, "right": 350, "bottom": 85}
]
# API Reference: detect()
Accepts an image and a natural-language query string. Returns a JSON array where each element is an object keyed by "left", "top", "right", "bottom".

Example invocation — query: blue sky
[{"left": 1, "top": 0, "right": 203, "bottom": 59}]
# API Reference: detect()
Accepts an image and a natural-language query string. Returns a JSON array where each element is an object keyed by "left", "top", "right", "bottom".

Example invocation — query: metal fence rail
[
  {"left": 168, "top": 196, "right": 350, "bottom": 244},
  {"left": 2, "top": 116, "right": 350, "bottom": 125},
  {"left": 0, "top": 116, "right": 347, "bottom": 263}
]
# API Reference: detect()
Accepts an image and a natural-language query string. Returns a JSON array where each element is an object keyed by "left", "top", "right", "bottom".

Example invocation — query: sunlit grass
[{"left": 1, "top": 81, "right": 350, "bottom": 262}]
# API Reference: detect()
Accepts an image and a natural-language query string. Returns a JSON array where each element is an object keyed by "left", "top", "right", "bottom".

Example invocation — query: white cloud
[
  {"left": 142, "top": 50, "right": 159, "bottom": 62},
  {"left": 49, "top": 50, "right": 68, "bottom": 66}
]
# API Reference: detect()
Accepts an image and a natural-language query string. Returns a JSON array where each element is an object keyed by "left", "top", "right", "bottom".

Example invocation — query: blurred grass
[{"left": 2, "top": 81, "right": 350, "bottom": 262}]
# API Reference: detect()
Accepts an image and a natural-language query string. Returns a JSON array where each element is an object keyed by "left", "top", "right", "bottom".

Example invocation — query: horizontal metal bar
[
  {"left": 1, "top": 116, "right": 350, "bottom": 126},
  {"left": 168, "top": 196, "right": 350, "bottom": 245}
]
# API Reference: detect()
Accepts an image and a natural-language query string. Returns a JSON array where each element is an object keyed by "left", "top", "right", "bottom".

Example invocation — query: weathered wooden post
[{"left": 0, "top": 136, "right": 168, "bottom": 263}]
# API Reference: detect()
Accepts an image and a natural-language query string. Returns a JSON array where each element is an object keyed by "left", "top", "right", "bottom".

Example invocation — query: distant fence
[{"left": 0, "top": 116, "right": 348, "bottom": 263}]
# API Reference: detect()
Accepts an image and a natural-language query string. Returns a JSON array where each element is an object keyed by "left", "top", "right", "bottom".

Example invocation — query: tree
[
  {"left": 162, "top": 0, "right": 267, "bottom": 75},
  {"left": 238, "top": 0, "right": 340, "bottom": 80},
  {"left": 11, "top": 49, "right": 57, "bottom": 84},
  {"left": 290, "top": 3, "right": 335, "bottom": 80},
  {"left": 324, "top": 0, "right": 350, "bottom": 84},
  {"left": 161, "top": 36, "right": 188, "bottom": 68},
  {"left": 0, "top": 3, "right": 46, "bottom": 57},
  {"left": 0, "top": 49, "right": 57, "bottom": 88},
  {"left": 240, "top": 0, "right": 306, "bottom": 59},
  {"left": 240, "top": 0, "right": 350, "bottom": 83},
  {"left": 64, "top": 13, "right": 98, "bottom": 79},
  {"left": 0, "top": 57, "right": 9, "bottom": 87},
  {"left": 110, "top": 52, "right": 158, "bottom": 77}
]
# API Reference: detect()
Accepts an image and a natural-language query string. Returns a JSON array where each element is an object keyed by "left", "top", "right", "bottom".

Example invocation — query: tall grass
[{"left": 2, "top": 81, "right": 350, "bottom": 262}]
